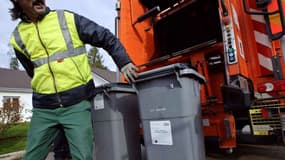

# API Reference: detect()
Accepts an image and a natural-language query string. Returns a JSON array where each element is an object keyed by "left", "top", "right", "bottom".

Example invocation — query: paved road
[
  {"left": 206, "top": 144, "right": 285, "bottom": 160},
  {"left": 45, "top": 144, "right": 285, "bottom": 160}
]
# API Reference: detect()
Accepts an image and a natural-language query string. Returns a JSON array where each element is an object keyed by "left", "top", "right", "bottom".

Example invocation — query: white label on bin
[
  {"left": 94, "top": 94, "right": 104, "bottom": 110},
  {"left": 150, "top": 120, "right": 173, "bottom": 145},
  {"left": 202, "top": 119, "right": 210, "bottom": 126}
]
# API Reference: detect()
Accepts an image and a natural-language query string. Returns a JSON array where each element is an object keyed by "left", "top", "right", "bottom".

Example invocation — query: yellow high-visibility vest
[{"left": 10, "top": 10, "right": 92, "bottom": 94}]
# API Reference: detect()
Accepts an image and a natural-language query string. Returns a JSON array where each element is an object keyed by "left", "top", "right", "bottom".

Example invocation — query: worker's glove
[{"left": 121, "top": 63, "right": 139, "bottom": 83}]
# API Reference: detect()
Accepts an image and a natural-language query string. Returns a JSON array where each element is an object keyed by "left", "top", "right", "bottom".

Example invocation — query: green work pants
[{"left": 22, "top": 100, "right": 93, "bottom": 160}]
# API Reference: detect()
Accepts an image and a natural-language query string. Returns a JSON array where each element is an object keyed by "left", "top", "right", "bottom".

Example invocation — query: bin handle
[
  {"left": 179, "top": 69, "right": 206, "bottom": 84},
  {"left": 103, "top": 89, "right": 111, "bottom": 99},
  {"left": 93, "top": 86, "right": 111, "bottom": 99},
  {"left": 174, "top": 69, "right": 206, "bottom": 90},
  {"left": 134, "top": 69, "right": 176, "bottom": 83}
]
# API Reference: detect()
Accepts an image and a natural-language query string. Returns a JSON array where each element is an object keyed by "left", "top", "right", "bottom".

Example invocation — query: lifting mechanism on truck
[{"left": 116, "top": 0, "right": 285, "bottom": 153}]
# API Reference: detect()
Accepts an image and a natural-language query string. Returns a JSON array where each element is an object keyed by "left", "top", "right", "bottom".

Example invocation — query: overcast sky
[{"left": 0, "top": 0, "right": 118, "bottom": 71}]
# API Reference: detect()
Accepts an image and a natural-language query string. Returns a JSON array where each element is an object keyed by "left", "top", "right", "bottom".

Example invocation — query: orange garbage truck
[{"left": 116, "top": 0, "right": 285, "bottom": 153}]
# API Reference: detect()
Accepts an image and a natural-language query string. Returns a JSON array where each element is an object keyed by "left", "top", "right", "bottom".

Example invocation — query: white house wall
[{"left": 0, "top": 91, "right": 33, "bottom": 122}]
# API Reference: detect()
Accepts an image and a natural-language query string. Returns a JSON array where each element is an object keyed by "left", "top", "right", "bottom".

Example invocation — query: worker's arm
[
  {"left": 73, "top": 12, "right": 132, "bottom": 70},
  {"left": 14, "top": 49, "right": 34, "bottom": 78}
]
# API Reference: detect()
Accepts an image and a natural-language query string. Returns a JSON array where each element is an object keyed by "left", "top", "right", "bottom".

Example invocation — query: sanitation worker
[{"left": 9, "top": 0, "right": 139, "bottom": 159}]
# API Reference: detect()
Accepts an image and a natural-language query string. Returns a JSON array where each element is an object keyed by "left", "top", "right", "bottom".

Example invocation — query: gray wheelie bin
[
  {"left": 92, "top": 83, "right": 141, "bottom": 160},
  {"left": 134, "top": 63, "right": 206, "bottom": 160}
]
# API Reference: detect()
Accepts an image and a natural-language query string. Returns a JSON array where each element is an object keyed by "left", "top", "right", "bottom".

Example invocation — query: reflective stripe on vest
[
  {"left": 33, "top": 47, "right": 86, "bottom": 67},
  {"left": 13, "top": 27, "right": 31, "bottom": 58},
  {"left": 13, "top": 10, "right": 86, "bottom": 67},
  {"left": 57, "top": 10, "right": 74, "bottom": 50}
]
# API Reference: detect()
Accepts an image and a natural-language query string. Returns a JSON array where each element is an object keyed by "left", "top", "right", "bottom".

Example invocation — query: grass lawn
[{"left": 0, "top": 123, "right": 29, "bottom": 155}]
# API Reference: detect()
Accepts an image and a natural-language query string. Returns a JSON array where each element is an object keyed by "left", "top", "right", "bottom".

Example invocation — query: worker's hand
[{"left": 121, "top": 63, "right": 139, "bottom": 83}]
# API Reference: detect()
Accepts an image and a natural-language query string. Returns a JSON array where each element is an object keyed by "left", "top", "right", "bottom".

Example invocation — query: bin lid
[
  {"left": 135, "top": 63, "right": 205, "bottom": 84},
  {"left": 94, "top": 83, "right": 136, "bottom": 94}
]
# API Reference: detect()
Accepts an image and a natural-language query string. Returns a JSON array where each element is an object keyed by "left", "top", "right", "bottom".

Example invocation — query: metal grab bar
[{"left": 243, "top": 0, "right": 285, "bottom": 40}]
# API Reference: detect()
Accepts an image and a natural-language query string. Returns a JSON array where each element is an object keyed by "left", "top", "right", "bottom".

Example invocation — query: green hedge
[{"left": 0, "top": 123, "right": 29, "bottom": 155}]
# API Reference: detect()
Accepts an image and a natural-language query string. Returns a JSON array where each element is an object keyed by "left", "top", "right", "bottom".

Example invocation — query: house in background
[
  {"left": 0, "top": 68, "right": 32, "bottom": 122},
  {"left": 91, "top": 68, "right": 118, "bottom": 85},
  {"left": 0, "top": 68, "right": 118, "bottom": 121}
]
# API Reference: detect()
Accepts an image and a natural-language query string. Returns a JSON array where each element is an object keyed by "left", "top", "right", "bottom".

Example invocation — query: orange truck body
[{"left": 118, "top": 0, "right": 285, "bottom": 151}]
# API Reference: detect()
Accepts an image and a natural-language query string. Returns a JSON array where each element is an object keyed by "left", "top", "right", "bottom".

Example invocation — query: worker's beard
[{"left": 32, "top": 0, "right": 46, "bottom": 15}]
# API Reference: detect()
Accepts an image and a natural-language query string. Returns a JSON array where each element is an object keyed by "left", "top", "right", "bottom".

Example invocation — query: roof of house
[
  {"left": 0, "top": 68, "right": 31, "bottom": 89},
  {"left": 91, "top": 68, "right": 118, "bottom": 82},
  {"left": 0, "top": 67, "right": 118, "bottom": 90}
]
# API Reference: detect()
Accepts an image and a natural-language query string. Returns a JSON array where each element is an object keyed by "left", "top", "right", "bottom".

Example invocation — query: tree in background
[
  {"left": 10, "top": 57, "right": 19, "bottom": 70},
  {"left": 0, "top": 97, "right": 23, "bottom": 134},
  {"left": 88, "top": 47, "right": 108, "bottom": 70},
  {"left": 7, "top": 44, "right": 19, "bottom": 70}
]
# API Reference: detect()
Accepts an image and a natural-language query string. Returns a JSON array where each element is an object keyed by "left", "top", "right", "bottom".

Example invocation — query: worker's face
[{"left": 17, "top": 0, "right": 46, "bottom": 21}]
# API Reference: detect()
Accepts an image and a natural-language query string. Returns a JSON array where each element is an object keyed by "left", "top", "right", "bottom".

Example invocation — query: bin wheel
[{"left": 225, "top": 148, "right": 233, "bottom": 154}]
